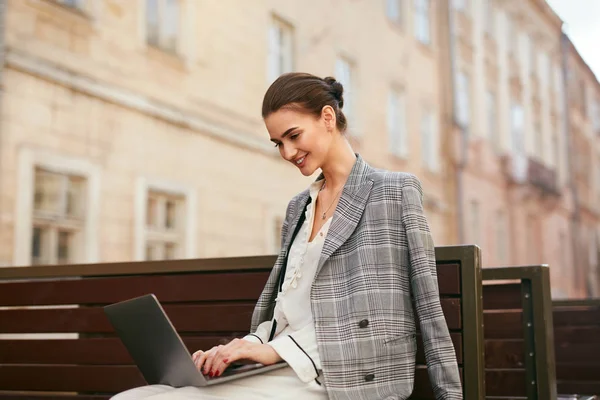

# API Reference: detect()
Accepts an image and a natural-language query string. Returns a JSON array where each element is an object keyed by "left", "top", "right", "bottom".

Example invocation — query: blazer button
[
  {"left": 365, "top": 373, "right": 375, "bottom": 382},
  {"left": 358, "top": 319, "right": 369, "bottom": 328}
]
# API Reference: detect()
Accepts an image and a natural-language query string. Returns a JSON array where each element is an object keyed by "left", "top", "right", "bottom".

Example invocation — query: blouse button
[
  {"left": 358, "top": 319, "right": 369, "bottom": 328},
  {"left": 364, "top": 373, "right": 375, "bottom": 382}
]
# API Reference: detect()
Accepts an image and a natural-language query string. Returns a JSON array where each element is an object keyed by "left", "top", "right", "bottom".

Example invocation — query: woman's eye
[
  {"left": 290, "top": 133, "right": 300, "bottom": 140},
  {"left": 274, "top": 143, "right": 281, "bottom": 148}
]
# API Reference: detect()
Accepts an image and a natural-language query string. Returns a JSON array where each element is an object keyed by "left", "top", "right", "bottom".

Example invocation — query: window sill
[
  {"left": 145, "top": 45, "right": 188, "bottom": 72},
  {"left": 386, "top": 19, "right": 405, "bottom": 35},
  {"left": 36, "top": 0, "right": 92, "bottom": 23},
  {"left": 415, "top": 39, "right": 434, "bottom": 56}
]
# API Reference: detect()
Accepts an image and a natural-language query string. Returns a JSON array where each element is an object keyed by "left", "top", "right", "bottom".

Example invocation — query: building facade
[
  {"left": 0, "top": 0, "right": 450, "bottom": 266},
  {"left": 0, "top": 0, "right": 598, "bottom": 297}
]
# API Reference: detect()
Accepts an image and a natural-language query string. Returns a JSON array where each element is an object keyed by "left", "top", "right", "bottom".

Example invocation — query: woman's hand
[{"left": 192, "top": 338, "right": 282, "bottom": 377}]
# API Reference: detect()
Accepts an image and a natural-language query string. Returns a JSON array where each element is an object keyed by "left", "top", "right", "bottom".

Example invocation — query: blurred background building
[{"left": 0, "top": 0, "right": 598, "bottom": 298}]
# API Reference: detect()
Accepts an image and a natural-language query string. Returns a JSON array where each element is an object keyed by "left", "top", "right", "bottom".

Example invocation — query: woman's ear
[{"left": 321, "top": 105, "right": 336, "bottom": 132}]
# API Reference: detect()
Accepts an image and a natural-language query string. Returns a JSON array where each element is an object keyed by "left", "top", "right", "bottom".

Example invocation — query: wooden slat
[
  {"left": 0, "top": 366, "right": 471, "bottom": 397},
  {"left": 484, "top": 311, "right": 523, "bottom": 339},
  {"left": 485, "top": 369, "right": 527, "bottom": 397},
  {"left": 0, "top": 394, "right": 109, "bottom": 400},
  {"left": 0, "top": 256, "right": 277, "bottom": 280},
  {"left": 555, "top": 342, "right": 600, "bottom": 366},
  {"left": 410, "top": 367, "right": 463, "bottom": 399},
  {"left": 412, "top": 368, "right": 521, "bottom": 398},
  {"left": 553, "top": 308, "right": 600, "bottom": 326},
  {"left": 0, "top": 337, "right": 240, "bottom": 365},
  {"left": 0, "top": 303, "right": 255, "bottom": 333},
  {"left": 0, "top": 272, "right": 270, "bottom": 306},
  {"left": 554, "top": 326, "right": 600, "bottom": 344},
  {"left": 0, "top": 365, "right": 144, "bottom": 392},
  {"left": 439, "top": 298, "right": 461, "bottom": 330},
  {"left": 436, "top": 263, "right": 461, "bottom": 295},
  {"left": 485, "top": 339, "right": 525, "bottom": 368},
  {"left": 0, "top": 298, "right": 460, "bottom": 333},
  {"left": 557, "top": 381, "right": 600, "bottom": 396},
  {"left": 0, "top": 265, "right": 458, "bottom": 308},
  {"left": 416, "top": 333, "right": 463, "bottom": 364},
  {"left": 414, "top": 298, "right": 461, "bottom": 330},
  {"left": 482, "top": 284, "right": 523, "bottom": 310},
  {"left": 556, "top": 365, "right": 600, "bottom": 381}
]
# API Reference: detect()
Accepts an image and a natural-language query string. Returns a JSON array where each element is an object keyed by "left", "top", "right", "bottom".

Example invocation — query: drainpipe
[
  {"left": 560, "top": 33, "right": 581, "bottom": 297},
  {"left": 447, "top": 2, "right": 468, "bottom": 243}
]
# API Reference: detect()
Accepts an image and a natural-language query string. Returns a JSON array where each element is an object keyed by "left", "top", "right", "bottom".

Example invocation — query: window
[
  {"left": 527, "top": 214, "right": 538, "bottom": 262},
  {"left": 506, "top": 16, "right": 517, "bottom": 55},
  {"left": 31, "top": 169, "right": 86, "bottom": 265},
  {"left": 496, "top": 210, "right": 507, "bottom": 264},
  {"left": 268, "top": 16, "right": 294, "bottom": 83},
  {"left": 386, "top": 0, "right": 402, "bottom": 24},
  {"left": 597, "top": 152, "right": 600, "bottom": 197},
  {"left": 456, "top": 72, "right": 470, "bottom": 129},
  {"left": 335, "top": 57, "right": 354, "bottom": 123},
  {"left": 487, "top": 91, "right": 498, "bottom": 149},
  {"left": 452, "top": 0, "right": 467, "bottom": 12},
  {"left": 414, "top": 0, "right": 430, "bottom": 44},
  {"left": 552, "top": 127, "right": 560, "bottom": 171},
  {"left": 387, "top": 89, "right": 408, "bottom": 158},
  {"left": 511, "top": 102, "right": 524, "bottom": 153},
  {"left": 146, "top": 0, "right": 179, "bottom": 53},
  {"left": 592, "top": 98, "right": 600, "bottom": 132},
  {"left": 470, "top": 200, "right": 480, "bottom": 245},
  {"left": 56, "top": 0, "right": 85, "bottom": 9},
  {"left": 534, "top": 121, "right": 543, "bottom": 161},
  {"left": 483, "top": 0, "right": 494, "bottom": 36},
  {"left": 144, "top": 190, "right": 185, "bottom": 261},
  {"left": 421, "top": 108, "right": 438, "bottom": 171}
]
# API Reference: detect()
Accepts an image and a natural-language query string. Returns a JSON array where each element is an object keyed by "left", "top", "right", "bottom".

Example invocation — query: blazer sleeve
[{"left": 401, "top": 174, "right": 463, "bottom": 400}]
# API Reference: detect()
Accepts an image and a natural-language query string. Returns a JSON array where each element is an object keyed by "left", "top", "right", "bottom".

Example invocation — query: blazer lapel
[{"left": 315, "top": 155, "right": 374, "bottom": 277}]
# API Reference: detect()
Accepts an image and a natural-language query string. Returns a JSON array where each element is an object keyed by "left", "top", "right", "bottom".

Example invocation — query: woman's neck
[{"left": 320, "top": 138, "right": 356, "bottom": 191}]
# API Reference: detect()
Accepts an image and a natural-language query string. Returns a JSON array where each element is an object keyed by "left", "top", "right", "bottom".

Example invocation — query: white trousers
[{"left": 111, "top": 366, "right": 328, "bottom": 400}]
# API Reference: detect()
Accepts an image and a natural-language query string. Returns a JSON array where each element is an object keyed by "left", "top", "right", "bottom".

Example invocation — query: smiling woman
[{"left": 112, "top": 73, "right": 461, "bottom": 400}]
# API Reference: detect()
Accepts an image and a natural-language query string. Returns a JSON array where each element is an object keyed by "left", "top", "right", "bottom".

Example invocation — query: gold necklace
[{"left": 319, "top": 180, "right": 344, "bottom": 220}]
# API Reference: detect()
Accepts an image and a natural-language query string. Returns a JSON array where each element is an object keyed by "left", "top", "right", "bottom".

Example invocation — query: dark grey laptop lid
[{"left": 104, "top": 294, "right": 206, "bottom": 388}]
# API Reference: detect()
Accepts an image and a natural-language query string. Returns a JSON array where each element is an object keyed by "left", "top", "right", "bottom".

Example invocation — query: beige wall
[{"left": 0, "top": 0, "right": 452, "bottom": 267}]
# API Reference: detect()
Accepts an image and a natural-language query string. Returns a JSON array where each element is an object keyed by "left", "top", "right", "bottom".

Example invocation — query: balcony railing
[{"left": 502, "top": 154, "right": 560, "bottom": 195}]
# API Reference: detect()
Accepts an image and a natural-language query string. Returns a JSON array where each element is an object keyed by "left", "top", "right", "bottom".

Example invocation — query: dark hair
[{"left": 262, "top": 72, "right": 347, "bottom": 132}]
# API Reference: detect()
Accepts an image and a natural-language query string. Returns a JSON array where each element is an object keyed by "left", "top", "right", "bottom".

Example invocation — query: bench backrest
[
  {"left": 482, "top": 265, "right": 557, "bottom": 400},
  {"left": 553, "top": 298, "right": 600, "bottom": 396},
  {"left": 0, "top": 246, "right": 484, "bottom": 399}
]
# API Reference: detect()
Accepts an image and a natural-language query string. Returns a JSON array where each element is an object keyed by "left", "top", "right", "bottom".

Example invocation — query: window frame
[{"left": 14, "top": 149, "right": 101, "bottom": 266}]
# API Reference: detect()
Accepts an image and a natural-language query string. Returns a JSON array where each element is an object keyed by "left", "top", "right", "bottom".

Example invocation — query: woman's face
[{"left": 265, "top": 107, "right": 334, "bottom": 176}]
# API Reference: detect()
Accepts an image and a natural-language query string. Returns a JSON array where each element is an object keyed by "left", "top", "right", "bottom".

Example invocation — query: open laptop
[{"left": 104, "top": 294, "right": 287, "bottom": 387}]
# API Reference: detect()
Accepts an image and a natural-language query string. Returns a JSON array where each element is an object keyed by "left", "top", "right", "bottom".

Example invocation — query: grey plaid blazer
[{"left": 251, "top": 155, "right": 462, "bottom": 400}]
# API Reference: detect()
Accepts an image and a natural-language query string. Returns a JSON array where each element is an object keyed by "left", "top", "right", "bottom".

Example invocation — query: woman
[{"left": 112, "top": 73, "right": 462, "bottom": 399}]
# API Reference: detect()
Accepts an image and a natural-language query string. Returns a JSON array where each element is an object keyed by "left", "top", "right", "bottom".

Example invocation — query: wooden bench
[
  {"left": 482, "top": 265, "right": 557, "bottom": 400},
  {"left": 0, "top": 245, "right": 485, "bottom": 399},
  {"left": 553, "top": 299, "right": 600, "bottom": 397}
]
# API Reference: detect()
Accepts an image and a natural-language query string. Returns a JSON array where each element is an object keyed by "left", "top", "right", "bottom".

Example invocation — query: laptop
[{"left": 104, "top": 294, "right": 288, "bottom": 387}]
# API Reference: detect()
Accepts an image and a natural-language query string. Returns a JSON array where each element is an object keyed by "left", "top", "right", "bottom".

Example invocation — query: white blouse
[{"left": 244, "top": 179, "right": 331, "bottom": 384}]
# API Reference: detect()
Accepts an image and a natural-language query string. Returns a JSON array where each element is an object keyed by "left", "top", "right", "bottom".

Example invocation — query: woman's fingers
[
  {"left": 192, "top": 350, "right": 203, "bottom": 363},
  {"left": 212, "top": 339, "right": 249, "bottom": 377},
  {"left": 203, "top": 345, "right": 225, "bottom": 376}
]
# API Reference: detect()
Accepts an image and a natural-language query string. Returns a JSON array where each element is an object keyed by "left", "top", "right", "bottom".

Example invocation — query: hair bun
[{"left": 324, "top": 76, "right": 344, "bottom": 108}]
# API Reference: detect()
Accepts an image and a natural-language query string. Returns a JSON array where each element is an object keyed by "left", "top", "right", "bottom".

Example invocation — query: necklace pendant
[{"left": 322, "top": 212, "right": 326, "bottom": 220}]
